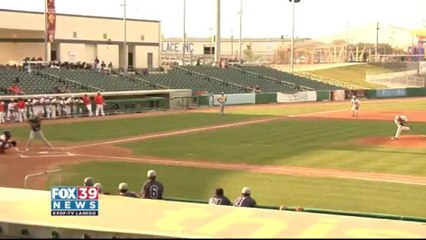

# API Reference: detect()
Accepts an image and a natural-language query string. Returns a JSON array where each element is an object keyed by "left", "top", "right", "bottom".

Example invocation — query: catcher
[
  {"left": 391, "top": 114, "right": 410, "bottom": 140},
  {"left": 0, "top": 130, "right": 17, "bottom": 153}
]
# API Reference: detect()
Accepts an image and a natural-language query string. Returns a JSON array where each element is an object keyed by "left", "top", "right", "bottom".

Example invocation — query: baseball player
[
  {"left": 119, "top": 183, "right": 139, "bottom": 198},
  {"left": 95, "top": 91, "right": 105, "bottom": 116},
  {"left": 16, "top": 98, "right": 27, "bottom": 123},
  {"left": 0, "top": 99, "right": 5, "bottom": 124},
  {"left": 233, "top": 187, "right": 257, "bottom": 208},
  {"left": 50, "top": 97, "right": 58, "bottom": 119},
  {"left": 59, "top": 97, "right": 66, "bottom": 117},
  {"left": 0, "top": 130, "right": 17, "bottom": 154},
  {"left": 26, "top": 111, "right": 54, "bottom": 151},
  {"left": 45, "top": 97, "right": 52, "bottom": 119},
  {"left": 392, "top": 114, "right": 411, "bottom": 140},
  {"left": 7, "top": 99, "right": 16, "bottom": 122},
  {"left": 208, "top": 188, "right": 232, "bottom": 206},
  {"left": 350, "top": 95, "right": 360, "bottom": 117},
  {"left": 141, "top": 170, "right": 164, "bottom": 199},
  {"left": 217, "top": 92, "right": 227, "bottom": 116},
  {"left": 32, "top": 98, "right": 41, "bottom": 119},
  {"left": 82, "top": 94, "right": 93, "bottom": 117},
  {"left": 26, "top": 99, "right": 33, "bottom": 118}
]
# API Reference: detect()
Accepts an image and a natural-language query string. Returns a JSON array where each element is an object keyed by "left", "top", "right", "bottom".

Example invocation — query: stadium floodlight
[
  {"left": 289, "top": 0, "right": 300, "bottom": 73},
  {"left": 120, "top": 0, "right": 128, "bottom": 72},
  {"left": 238, "top": 0, "right": 243, "bottom": 63},
  {"left": 182, "top": 0, "right": 186, "bottom": 66}
]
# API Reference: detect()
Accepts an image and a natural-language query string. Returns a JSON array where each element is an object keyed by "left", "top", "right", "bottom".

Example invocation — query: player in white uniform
[
  {"left": 7, "top": 99, "right": 16, "bottom": 122},
  {"left": 217, "top": 92, "right": 228, "bottom": 116},
  {"left": 391, "top": 115, "right": 410, "bottom": 140},
  {"left": 350, "top": 95, "right": 360, "bottom": 117}
]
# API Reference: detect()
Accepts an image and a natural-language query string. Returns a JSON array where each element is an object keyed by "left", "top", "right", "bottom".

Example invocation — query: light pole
[
  {"left": 289, "top": 0, "right": 300, "bottom": 73},
  {"left": 231, "top": 30, "right": 234, "bottom": 58},
  {"left": 182, "top": 0, "right": 186, "bottom": 66},
  {"left": 120, "top": 0, "right": 128, "bottom": 72},
  {"left": 209, "top": 27, "right": 213, "bottom": 59},
  {"left": 238, "top": 0, "right": 242, "bottom": 63},
  {"left": 214, "top": 0, "right": 221, "bottom": 66},
  {"left": 44, "top": 0, "right": 48, "bottom": 62}
]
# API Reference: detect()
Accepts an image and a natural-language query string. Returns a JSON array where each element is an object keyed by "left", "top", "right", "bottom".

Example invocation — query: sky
[{"left": 0, "top": 0, "right": 425, "bottom": 40}]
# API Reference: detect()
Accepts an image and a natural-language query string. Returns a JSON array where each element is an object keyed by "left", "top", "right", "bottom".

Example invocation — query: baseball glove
[{"left": 10, "top": 141, "right": 17, "bottom": 147}]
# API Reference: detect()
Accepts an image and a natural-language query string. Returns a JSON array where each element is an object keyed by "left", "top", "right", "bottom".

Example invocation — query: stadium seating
[
  {"left": 41, "top": 69, "right": 155, "bottom": 92},
  {"left": 0, "top": 68, "right": 80, "bottom": 95},
  {"left": 184, "top": 66, "right": 299, "bottom": 93},
  {"left": 136, "top": 69, "right": 245, "bottom": 94},
  {"left": 239, "top": 66, "right": 342, "bottom": 90}
]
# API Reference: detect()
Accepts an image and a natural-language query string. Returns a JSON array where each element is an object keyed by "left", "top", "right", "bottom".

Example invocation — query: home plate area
[{"left": 16, "top": 147, "right": 75, "bottom": 158}]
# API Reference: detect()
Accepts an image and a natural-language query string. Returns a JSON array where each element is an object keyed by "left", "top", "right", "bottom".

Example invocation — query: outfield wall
[
  {"left": 0, "top": 187, "right": 425, "bottom": 238},
  {"left": 197, "top": 87, "right": 426, "bottom": 107}
]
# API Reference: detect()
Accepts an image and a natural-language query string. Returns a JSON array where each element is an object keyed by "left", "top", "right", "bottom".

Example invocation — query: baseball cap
[
  {"left": 93, "top": 183, "right": 102, "bottom": 192},
  {"left": 84, "top": 177, "right": 94, "bottom": 186},
  {"left": 118, "top": 182, "right": 128, "bottom": 191},
  {"left": 147, "top": 170, "right": 157, "bottom": 178},
  {"left": 241, "top": 187, "right": 251, "bottom": 195}
]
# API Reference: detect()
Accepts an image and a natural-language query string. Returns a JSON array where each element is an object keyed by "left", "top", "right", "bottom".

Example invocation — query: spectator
[
  {"left": 233, "top": 187, "right": 257, "bottom": 208},
  {"left": 63, "top": 86, "right": 71, "bottom": 93},
  {"left": 108, "top": 62, "right": 113, "bottom": 69},
  {"left": 208, "top": 188, "right": 232, "bottom": 206},
  {"left": 141, "top": 170, "right": 164, "bottom": 200},
  {"left": 14, "top": 77, "right": 20, "bottom": 84},
  {"left": 94, "top": 182, "right": 110, "bottom": 195},
  {"left": 118, "top": 182, "right": 139, "bottom": 198},
  {"left": 8, "top": 84, "right": 24, "bottom": 95},
  {"left": 84, "top": 177, "right": 94, "bottom": 187},
  {"left": 101, "top": 61, "right": 106, "bottom": 71}
]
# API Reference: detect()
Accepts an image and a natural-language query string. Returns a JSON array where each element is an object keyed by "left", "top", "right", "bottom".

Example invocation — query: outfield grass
[
  {"left": 50, "top": 161, "right": 426, "bottom": 218},
  {"left": 8, "top": 113, "right": 266, "bottom": 143},
  {"left": 308, "top": 64, "right": 386, "bottom": 89},
  {"left": 228, "top": 98, "right": 426, "bottom": 116},
  {"left": 121, "top": 119, "right": 426, "bottom": 176}
]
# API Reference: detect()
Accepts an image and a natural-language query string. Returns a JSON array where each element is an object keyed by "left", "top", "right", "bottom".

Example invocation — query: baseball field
[{"left": 2, "top": 97, "right": 426, "bottom": 218}]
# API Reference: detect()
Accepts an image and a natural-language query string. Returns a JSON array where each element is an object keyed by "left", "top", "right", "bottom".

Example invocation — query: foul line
[
  {"left": 66, "top": 117, "right": 285, "bottom": 150},
  {"left": 74, "top": 153, "right": 426, "bottom": 186}
]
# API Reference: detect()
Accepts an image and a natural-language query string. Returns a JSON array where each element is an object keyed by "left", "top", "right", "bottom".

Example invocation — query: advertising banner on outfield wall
[
  {"left": 420, "top": 61, "right": 426, "bottom": 74},
  {"left": 345, "top": 90, "right": 366, "bottom": 99},
  {"left": 46, "top": 0, "right": 56, "bottom": 43},
  {"left": 376, "top": 88, "right": 407, "bottom": 98},
  {"left": 212, "top": 93, "right": 256, "bottom": 106},
  {"left": 331, "top": 90, "right": 345, "bottom": 101},
  {"left": 276, "top": 91, "right": 317, "bottom": 103}
]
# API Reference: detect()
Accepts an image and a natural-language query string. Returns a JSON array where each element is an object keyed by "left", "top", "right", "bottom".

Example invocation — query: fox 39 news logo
[{"left": 51, "top": 186, "right": 99, "bottom": 216}]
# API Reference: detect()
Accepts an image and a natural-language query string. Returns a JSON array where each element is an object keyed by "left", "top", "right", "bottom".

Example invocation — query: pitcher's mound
[{"left": 356, "top": 135, "right": 426, "bottom": 148}]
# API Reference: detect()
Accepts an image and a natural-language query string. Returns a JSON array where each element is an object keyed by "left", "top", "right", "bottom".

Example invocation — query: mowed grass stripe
[
  {"left": 50, "top": 161, "right": 426, "bottom": 218},
  {"left": 121, "top": 119, "right": 426, "bottom": 175},
  {"left": 9, "top": 113, "right": 266, "bottom": 143}
]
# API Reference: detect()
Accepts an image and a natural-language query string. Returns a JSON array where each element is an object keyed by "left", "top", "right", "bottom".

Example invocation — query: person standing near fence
[
  {"left": 82, "top": 94, "right": 93, "bottom": 117},
  {"left": 95, "top": 91, "right": 105, "bottom": 117},
  {"left": 0, "top": 99, "right": 5, "bottom": 124},
  {"left": 217, "top": 92, "right": 228, "bottom": 115},
  {"left": 16, "top": 98, "right": 27, "bottom": 123},
  {"left": 26, "top": 111, "right": 54, "bottom": 151}
]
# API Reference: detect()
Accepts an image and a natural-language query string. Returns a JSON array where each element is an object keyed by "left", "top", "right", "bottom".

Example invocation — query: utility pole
[
  {"left": 214, "top": 0, "right": 221, "bottom": 66},
  {"left": 375, "top": 22, "right": 379, "bottom": 62},
  {"left": 182, "top": 0, "right": 186, "bottom": 66},
  {"left": 238, "top": 0, "right": 242, "bottom": 63},
  {"left": 44, "top": 0, "right": 48, "bottom": 62}
]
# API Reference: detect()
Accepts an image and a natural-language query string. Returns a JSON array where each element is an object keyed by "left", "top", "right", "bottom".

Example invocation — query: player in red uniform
[{"left": 94, "top": 91, "right": 105, "bottom": 116}]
